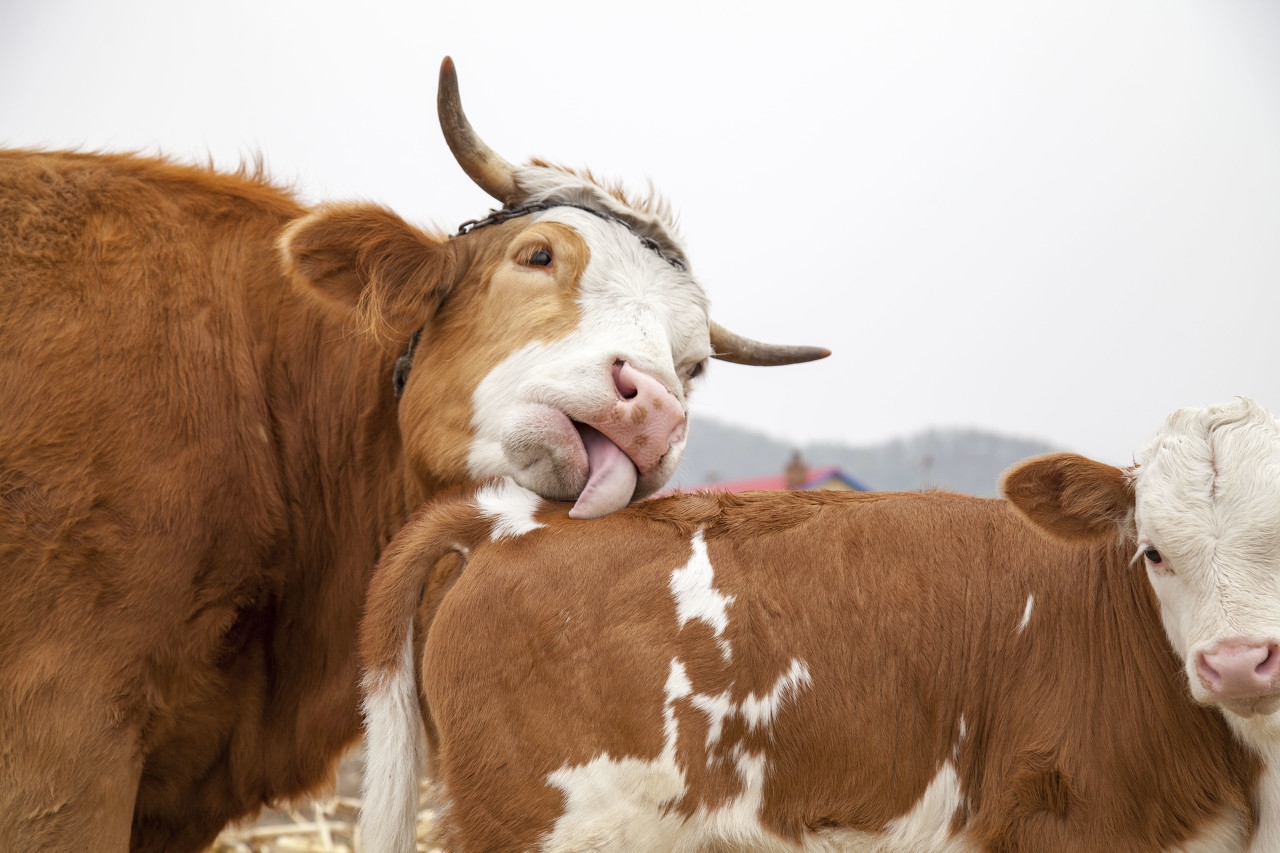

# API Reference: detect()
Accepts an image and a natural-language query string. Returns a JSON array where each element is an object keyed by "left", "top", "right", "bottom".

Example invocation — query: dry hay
[{"left": 204, "top": 748, "right": 441, "bottom": 853}]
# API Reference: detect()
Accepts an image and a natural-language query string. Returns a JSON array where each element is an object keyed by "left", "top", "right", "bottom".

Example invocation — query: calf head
[
  {"left": 1004, "top": 397, "right": 1280, "bottom": 733},
  {"left": 280, "top": 58, "right": 827, "bottom": 518}
]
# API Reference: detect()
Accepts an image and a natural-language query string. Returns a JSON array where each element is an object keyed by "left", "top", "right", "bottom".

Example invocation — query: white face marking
[
  {"left": 358, "top": 630, "right": 423, "bottom": 853},
  {"left": 467, "top": 207, "right": 711, "bottom": 505},
  {"left": 1131, "top": 398, "right": 1280, "bottom": 730},
  {"left": 670, "top": 529, "right": 735, "bottom": 661},
  {"left": 474, "top": 478, "right": 545, "bottom": 540},
  {"left": 1017, "top": 594, "right": 1034, "bottom": 635}
]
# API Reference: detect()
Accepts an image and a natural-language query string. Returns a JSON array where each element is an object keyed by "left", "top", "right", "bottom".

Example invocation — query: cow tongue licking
[{"left": 569, "top": 425, "right": 639, "bottom": 519}]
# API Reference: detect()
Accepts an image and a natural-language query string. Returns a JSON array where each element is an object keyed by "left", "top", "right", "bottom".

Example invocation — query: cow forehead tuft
[
  {"left": 1135, "top": 400, "right": 1280, "bottom": 505},
  {"left": 514, "top": 163, "right": 686, "bottom": 270}
]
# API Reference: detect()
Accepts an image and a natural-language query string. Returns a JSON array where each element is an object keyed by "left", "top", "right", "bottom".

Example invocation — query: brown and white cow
[
  {"left": 359, "top": 398, "right": 1280, "bottom": 852},
  {"left": 0, "top": 58, "right": 824, "bottom": 851}
]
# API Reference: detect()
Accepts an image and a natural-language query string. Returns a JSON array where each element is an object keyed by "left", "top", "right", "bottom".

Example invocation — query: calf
[{"left": 359, "top": 398, "right": 1280, "bottom": 851}]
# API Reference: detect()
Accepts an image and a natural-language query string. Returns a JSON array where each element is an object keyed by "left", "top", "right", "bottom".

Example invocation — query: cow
[
  {"left": 0, "top": 57, "right": 826, "bottom": 852},
  {"left": 358, "top": 397, "right": 1280, "bottom": 852}
]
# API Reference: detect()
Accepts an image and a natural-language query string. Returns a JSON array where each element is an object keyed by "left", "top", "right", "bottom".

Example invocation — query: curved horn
[
  {"left": 710, "top": 321, "right": 831, "bottom": 366},
  {"left": 437, "top": 56, "right": 520, "bottom": 204}
]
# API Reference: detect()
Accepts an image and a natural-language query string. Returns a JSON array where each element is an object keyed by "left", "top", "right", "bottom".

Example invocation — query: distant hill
[{"left": 671, "top": 418, "right": 1059, "bottom": 497}]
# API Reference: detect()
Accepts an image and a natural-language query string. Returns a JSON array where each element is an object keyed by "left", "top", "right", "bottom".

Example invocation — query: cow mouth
[{"left": 568, "top": 422, "right": 640, "bottom": 520}]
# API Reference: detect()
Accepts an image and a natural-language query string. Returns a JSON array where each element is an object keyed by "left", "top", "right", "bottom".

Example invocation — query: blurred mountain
[{"left": 671, "top": 417, "right": 1059, "bottom": 497}]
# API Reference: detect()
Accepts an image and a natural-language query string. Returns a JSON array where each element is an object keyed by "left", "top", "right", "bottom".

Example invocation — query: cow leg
[{"left": 0, "top": 673, "right": 144, "bottom": 851}]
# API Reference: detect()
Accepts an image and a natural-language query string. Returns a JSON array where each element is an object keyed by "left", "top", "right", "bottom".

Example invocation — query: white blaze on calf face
[
  {"left": 1132, "top": 398, "right": 1280, "bottom": 720},
  {"left": 467, "top": 208, "right": 711, "bottom": 519}
]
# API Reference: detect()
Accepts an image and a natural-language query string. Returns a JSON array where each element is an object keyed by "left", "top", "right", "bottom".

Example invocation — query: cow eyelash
[
  {"left": 1137, "top": 544, "right": 1171, "bottom": 575},
  {"left": 519, "top": 246, "right": 554, "bottom": 268}
]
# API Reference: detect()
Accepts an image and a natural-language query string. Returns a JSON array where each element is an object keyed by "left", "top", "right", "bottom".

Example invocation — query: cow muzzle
[
  {"left": 1195, "top": 639, "right": 1280, "bottom": 717},
  {"left": 568, "top": 361, "right": 687, "bottom": 520}
]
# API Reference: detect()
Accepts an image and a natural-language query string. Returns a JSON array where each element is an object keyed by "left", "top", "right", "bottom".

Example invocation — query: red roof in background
[{"left": 684, "top": 466, "right": 870, "bottom": 494}]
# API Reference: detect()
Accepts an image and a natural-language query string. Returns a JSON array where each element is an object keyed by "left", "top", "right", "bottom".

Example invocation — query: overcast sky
[{"left": 3, "top": 0, "right": 1278, "bottom": 465}]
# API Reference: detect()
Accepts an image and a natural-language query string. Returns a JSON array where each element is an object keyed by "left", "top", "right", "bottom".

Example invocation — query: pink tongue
[{"left": 569, "top": 425, "right": 639, "bottom": 519}]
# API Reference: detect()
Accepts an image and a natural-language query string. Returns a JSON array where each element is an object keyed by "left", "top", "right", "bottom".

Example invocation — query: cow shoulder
[{"left": 1002, "top": 452, "right": 1134, "bottom": 541}]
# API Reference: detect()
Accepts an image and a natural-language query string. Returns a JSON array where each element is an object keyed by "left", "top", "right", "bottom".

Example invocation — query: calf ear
[
  {"left": 279, "top": 203, "right": 454, "bottom": 340},
  {"left": 1002, "top": 452, "right": 1134, "bottom": 541}
]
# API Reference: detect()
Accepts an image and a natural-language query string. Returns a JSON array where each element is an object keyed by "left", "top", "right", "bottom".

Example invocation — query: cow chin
[
  {"left": 498, "top": 408, "right": 591, "bottom": 502},
  {"left": 492, "top": 404, "right": 685, "bottom": 509},
  {"left": 633, "top": 440, "right": 684, "bottom": 501},
  {"left": 1211, "top": 693, "right": 1280, "bottom": 720}
]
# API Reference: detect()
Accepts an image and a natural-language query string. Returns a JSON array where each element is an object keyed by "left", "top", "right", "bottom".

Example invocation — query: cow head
[
  {"left": 280, "top": 58, "right": 828, "bottom": 519},
  {"left": 1003, "top": 398, "right": 1280, "bottom": 733}
]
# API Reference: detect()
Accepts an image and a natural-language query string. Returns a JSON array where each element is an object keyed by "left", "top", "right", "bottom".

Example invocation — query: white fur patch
[
  {"left": 670, "top": 529, "right": 735, "bottom": 661},
  {"left": 359, "top": 632, "right": 424, "bottom": 853},
  {"left": 880, "top": 762, "right": 970, "bottom": 851},
  {"left": 1018, "top": 593, "right": 1034, "bottom": 635},
  {"left": 540, "top": 658, "right": 691, "bottom": 851},
  {"left": 1217, "top": 714, "right": 1280, "bottom": 852},
  {"left": 740, "top": 659, "right": 812, "bottom": 731},
  {"left": 474, "top": 478, "right": 545, "bottom": 540}
]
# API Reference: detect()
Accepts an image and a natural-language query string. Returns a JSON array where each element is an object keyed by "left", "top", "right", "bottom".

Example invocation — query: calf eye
[
  {"left": 687, "top": 361, "right": 705, "bottom": 381},
  {"left": 528, "top": 249, "right": 553, "bottom": 267},
  {"left": 1144, "top": 546, "right": 1163, "bottom": 565}
]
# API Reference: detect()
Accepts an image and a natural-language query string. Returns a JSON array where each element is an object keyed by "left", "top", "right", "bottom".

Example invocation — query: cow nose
[
  {"left": 1197, "top": 641, "right": 1280, "bottom": 698},
  {"left": 595, "top": 361, "right": 687, "bottom": 472}
]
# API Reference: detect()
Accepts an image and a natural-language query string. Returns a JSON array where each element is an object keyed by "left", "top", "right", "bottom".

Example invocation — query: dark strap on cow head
[
  {"left": 455, "top": 201, "right": 687, "bottom": 272},
  {"left": 392, "top": 328, "right": 423, "bottom": 399}
]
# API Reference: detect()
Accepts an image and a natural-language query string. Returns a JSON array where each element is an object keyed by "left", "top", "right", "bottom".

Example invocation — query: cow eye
[
  {"left": 687, "top": 361, "right": 705, "bottom": 381},
  {"left": 1144, "top": 546, "right": 1163, "bottom": 565},
  {"left": 527, "top": 249, "right": 553, "bottom": 267}
]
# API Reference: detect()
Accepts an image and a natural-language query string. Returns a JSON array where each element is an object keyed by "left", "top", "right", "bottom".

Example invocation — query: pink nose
[
  {"left": 1197, "top": 640, "right": 1280, "bottom": 698},
  {"left": 589, "top": 361, "right": 686, "bottom": 474}
]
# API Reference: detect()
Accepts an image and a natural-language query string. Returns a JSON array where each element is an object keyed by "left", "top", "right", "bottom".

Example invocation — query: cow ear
[
  {"left": 279, "top": 203, "right": 453, "bottom": 340},
  {"left": 1002, "top": 452, "right": 1134, "bottom": 541}
]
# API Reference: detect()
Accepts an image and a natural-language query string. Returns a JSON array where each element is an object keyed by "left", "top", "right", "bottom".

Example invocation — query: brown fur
[
  {"left": 0, "top": 150, "right": 604, "bottom": 851},
  {"left": 362, "top": 487, "right": 1260, "bottom": 851}
]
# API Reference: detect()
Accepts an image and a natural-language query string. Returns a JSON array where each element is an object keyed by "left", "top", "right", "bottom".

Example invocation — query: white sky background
[{"left": 3, "top": 0, "right": 1278, "bottom": 465}]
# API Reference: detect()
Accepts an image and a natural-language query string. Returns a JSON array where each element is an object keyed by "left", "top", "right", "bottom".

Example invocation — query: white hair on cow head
[
  {"left": 1130, "top": 396, "right": 1280, "bottom": 716},
  {"left": 513, "top": 161, "right": 689, "bottom": 272}
]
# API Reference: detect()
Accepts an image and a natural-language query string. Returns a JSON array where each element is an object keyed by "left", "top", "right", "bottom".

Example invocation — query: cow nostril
[
  {"left": 1259, "top": 644, "right": 1280, "bottom": 677},
  {"left": 1198, "top": 653, "right": 1223, "bottom": 690},
  {"left": 612, "top": 360, "right": 639, "bottom": 400}
]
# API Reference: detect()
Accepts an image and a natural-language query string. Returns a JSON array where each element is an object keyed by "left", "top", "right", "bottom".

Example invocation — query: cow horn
[
  {"left": 438, "top": 57, "right": 520, "bottom": 204},
  {"left": 710, "top": 321, "right": 831, "bottom": 366}
]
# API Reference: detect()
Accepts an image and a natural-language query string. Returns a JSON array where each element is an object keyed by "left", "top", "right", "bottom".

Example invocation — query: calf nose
[
  {"left": 593, "top": 361, "right": 686, "bottom": 474},
  {"left": 1197, "top": 640, "right": 1280, "bottom": 698}
]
